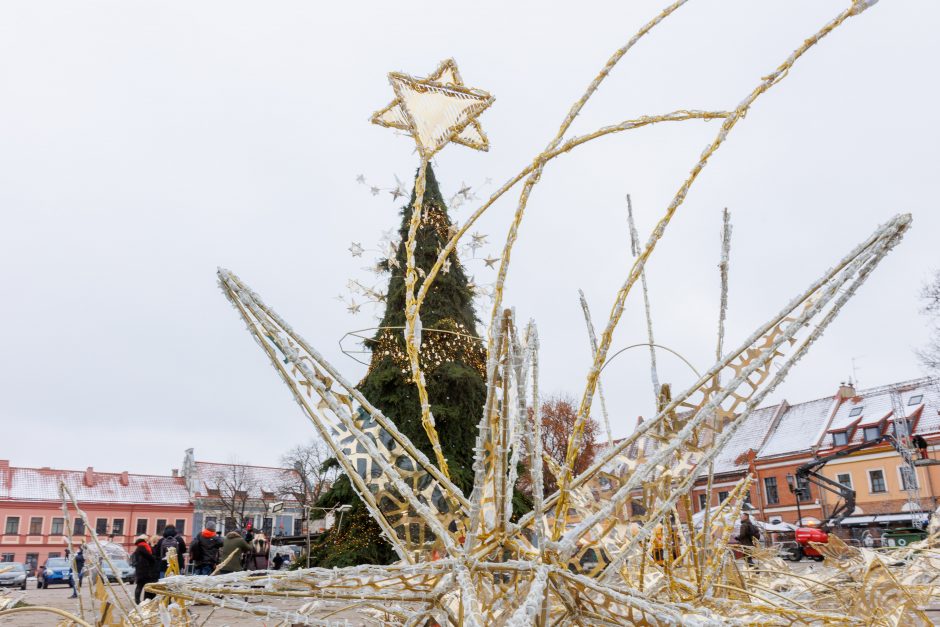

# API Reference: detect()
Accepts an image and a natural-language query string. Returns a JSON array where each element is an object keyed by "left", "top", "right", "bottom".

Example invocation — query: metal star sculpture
[
  {"left": 16, "top": 3, "right": 939, "bottom": 627},
  {"left": 371, "top": 58, "right": 494, "bottom": 159}
]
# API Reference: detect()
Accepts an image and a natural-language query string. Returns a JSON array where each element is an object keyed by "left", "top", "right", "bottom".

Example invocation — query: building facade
[
  {"left": 0, "top": 461, "right": 192, "bottom": 574},
  {"left": 180, "top": 449, "right": 306, "bottom": 538},
  {"left": 681, "top": 378, "right": 940, "bottom": 531}
]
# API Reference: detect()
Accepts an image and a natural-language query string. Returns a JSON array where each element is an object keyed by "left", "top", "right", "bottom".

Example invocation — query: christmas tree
[{"left": 310, "top": 164, "right": 486, "bottom": 567}]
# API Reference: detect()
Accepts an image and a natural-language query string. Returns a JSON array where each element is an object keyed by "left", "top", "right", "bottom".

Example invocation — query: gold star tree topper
[{"left": 371, "top": 58, "right": 494, "bottom": 158}]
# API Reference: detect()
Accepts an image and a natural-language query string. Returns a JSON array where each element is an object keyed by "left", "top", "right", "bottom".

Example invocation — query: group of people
[{"left": 129, "top": 521, "right": 280, "bottom": 604}]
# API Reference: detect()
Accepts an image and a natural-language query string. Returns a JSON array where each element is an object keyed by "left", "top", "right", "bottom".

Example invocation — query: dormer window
[
  {"left": 863, "top": 425, "right": 882, "bottom": 442},
  {"left": 908, "top": 394, "right": 924, "bottom": 406},
  {"left": 832, "top": 431, "right": 849, "bottom": 447},
  {"left": 848, "top": 406, "right": 864, "bottom": 417}
]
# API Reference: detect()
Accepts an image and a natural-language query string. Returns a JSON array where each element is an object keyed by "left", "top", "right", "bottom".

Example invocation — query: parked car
[
  {"left": 37, "top": 558, "right": 73, "bottom": 588},
  {"left": 0, "top": 562, "right": 28, "bottom": 590},
  {"left": 101, "top": 559, "right": 135, "bottom": 584}
]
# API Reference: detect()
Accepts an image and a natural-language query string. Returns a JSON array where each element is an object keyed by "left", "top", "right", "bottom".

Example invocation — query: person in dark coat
[
  {"left": 153, "top": 525, "right": 187, "bottom": 579},
  {"left": 131, "top": 535, "right": 158, "bottom": 604},
  {"left": 68, "top": 548, "right": 85, "bottom": 598},
  {"left": 735, "top": 513, "right": 761, "bottom": 565},
  {"left": 219, "top": 531, "right": 252, "bottom": 574},
  {"left": 190, "top": 520, "right": 224, "bottom": 576}
]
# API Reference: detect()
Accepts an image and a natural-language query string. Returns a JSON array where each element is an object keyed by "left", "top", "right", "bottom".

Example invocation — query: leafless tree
[
  {"left": 279, "top": 439, "right": 338, "bottom": 510},
  {"left": 918, "top": 270, "right": 940, "bottom": 373},
  {"left": 208, "top": 458, "right": 260, "bottom": 527}
]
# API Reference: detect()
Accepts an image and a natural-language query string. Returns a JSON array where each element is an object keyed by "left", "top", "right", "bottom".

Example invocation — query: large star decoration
[{"left": 371, "top": 58, "right": 494, "bottom": 158}]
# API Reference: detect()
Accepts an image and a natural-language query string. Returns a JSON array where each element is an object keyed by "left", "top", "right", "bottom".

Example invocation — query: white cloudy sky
[{"left": 1, "top": 1, "right": 938, "bottom": 476}]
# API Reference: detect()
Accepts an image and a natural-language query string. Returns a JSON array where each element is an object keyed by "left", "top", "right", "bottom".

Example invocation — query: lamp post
[{"left": 786, "top": 473, "right": 803, "bottom": 526}]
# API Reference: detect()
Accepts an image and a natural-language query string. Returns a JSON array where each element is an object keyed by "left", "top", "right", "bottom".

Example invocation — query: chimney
[
  {"left": 84, "top": 467, "right": 95, "bottom": 487},
  {"left": 120, "top": 471, "right": 129, "bottom": 486},
  {"left": 171, "top": 469, "right": 179, "bottom": 478},
  {"left": 837, "top": 382, "right": 856, "bottom": 400}
]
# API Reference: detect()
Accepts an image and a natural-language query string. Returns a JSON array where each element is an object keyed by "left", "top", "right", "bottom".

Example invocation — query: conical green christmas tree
[{"left": 309, "top": 165, "right": 487, "bottom": 567}]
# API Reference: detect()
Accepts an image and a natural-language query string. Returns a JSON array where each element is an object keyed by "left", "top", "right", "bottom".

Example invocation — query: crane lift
[{"left": 784, "top": 391, "right": 939, "bottom": 561}]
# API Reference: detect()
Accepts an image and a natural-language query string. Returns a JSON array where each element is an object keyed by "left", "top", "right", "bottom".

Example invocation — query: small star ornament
[
  {"left": 370, "top": 186, "right": 381, "bottom": 196},
  {"left": 469, "top": 231, "right": 487, "bottom": 251},
  {"left": 483, "top": 255, "right": 499, "bottom": 268},
  {"left": 371, "top": 58, "right": 494, "bottom": 159},
  {"left": 348, "top": 242, "right": 364, "bottom": 257},
  {"left": 347, "top": 300, "right": 362, "bottom": 314},
  {"left": 458, "top": 183, "right": 472, "bottom": 198},
  {"left": 355, "top": 174, "right": 366, "bottom": 184}
]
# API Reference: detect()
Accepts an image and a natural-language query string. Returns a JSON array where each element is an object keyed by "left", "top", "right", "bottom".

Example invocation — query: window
[
  {"left": 763, "top": 477, "right": 779, "bottom": 505},
  {"left": 174, "top": 520, "right": 186, "bottom": 536},
  {"left": 73, "top": 518, "right": 85, "bottom": 535},
  {"left": 111, "top": 519, "right": 124, "bottom": 536},
  {"left": 262, "top": 518, "right": 273, "bottom": 535},
  {"left": 697, "top": 493, "right": 708, "bottom": 510},
  {"left": 48, "top": 552, "right": 61, "bottom": 559},
  {"left": 29, "top": 517, "right": 43, "bottom": 535},
  {"left": 0, "top": 554, "right": 13, "bottom": 562},
  {"left": 869, "top": 469, "right": 887, "bottom": 493},
  {"left": 293, "top": 518, "right": 303, "bottom": 536},
  {"left": 837, "top": 473, "right": 853, "bottom": 489},
  {"left": 95, "top": 518, "right": 108, "bottom": 535},
  {"left": 849, "top": 406, "right": 864, "bottom": 417},
  {"left": 51, "top": 518, "right": 64, "bottom": 535},
  {"left": 717, "top": 491, "right": 729, "bottom": 503},
  {"left": 908, "top": 394, "right": 923, "bottom": 406},
  {"left": 4, "top": 517, "right": 19, "bottom": 535},
  {"left": 136, "top": 519, "right": 148, "bottom": 535},
  {"left": 224, "top": 517, "right": 236, "bottom": 533},
  {"left": 156, "top": 519, "right": 167, "bottom": 534},
  {"left": 796, "top": 476, "right": 812, "bottom": 502},
  {"left": 24, "top": 553, "right": 38, "bottom": 574},
  {"left": 900, "top": 466, "right": 918, "bottom": 490},
  {"left": 863, "top": 426, "right": 881, "bottom": 442},
  {"left": 832, "top": 431, "right": 849, "bottom": 446}
]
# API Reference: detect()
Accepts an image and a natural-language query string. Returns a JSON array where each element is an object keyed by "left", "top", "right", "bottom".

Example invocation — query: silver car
[
  {"left": 101, "top": 559, "right": 135, "bottom": 584},
  {"left": 0, "top": 562, "right": 27, "bottom": 590}
]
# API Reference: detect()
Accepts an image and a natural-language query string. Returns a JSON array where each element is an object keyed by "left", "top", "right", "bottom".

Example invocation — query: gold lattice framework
[{"left": 5, "top": 1, "right": 940, "bottom": 625}]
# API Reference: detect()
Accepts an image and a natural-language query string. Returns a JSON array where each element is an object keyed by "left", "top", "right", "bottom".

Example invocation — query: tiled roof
[
  {"left": 821, "top": 377, "right": 940, "bottom": 449},
  {"left": 191, "top": 461, "right": 299, "bottom": 500},
  {"left": 712, "top": 404, "right": 781, "bottom": 474},
  {"left": 0, "top": 466, "right": 190, "bottom": 505},
  {"left": 758, "top": 396, "right": 836, "bottom": 459}
]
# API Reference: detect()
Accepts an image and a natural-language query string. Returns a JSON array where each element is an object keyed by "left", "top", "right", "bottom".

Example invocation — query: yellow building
[{"left": 815, "top": 378, "right": 940, "bottom": 536}]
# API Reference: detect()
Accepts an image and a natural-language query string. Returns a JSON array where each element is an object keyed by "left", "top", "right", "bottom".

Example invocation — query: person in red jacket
[{"left": 131, "top": 535, "right": 158, "bottom": 604}]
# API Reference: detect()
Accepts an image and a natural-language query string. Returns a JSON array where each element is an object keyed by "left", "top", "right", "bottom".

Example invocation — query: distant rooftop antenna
[{"left": 850, "top": 355, "right": 864, "bottom": 388}]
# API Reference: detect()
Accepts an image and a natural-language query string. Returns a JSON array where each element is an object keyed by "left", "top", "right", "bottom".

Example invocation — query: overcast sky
[{"left": 2, "top": 1, "right": 938, "bottom": 476}]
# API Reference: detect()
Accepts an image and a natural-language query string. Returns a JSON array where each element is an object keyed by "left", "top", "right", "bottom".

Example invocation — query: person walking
[
  {"left": 131, "top": 535, "right": 158, "bottom": 604},
  {"left": 735, "top": 512, "right": 761, "bottom": 566},
  {"left": 272, "top": 552, "right": 284, "bottom": 571},
  {"left": 219, "top": 531, "right": 252, "bottom": 574},
  {"left": 68, "top": 547, "right": 85, "bottom": 598},
  {"left": 154, "top": 525, "right": 187, "bottom": 579},
  {"left": 190, "top": 520, "right": 224, "bottom": 576}
]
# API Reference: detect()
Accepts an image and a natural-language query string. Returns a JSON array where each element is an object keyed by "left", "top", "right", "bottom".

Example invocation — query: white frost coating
[
  {"left": 716, "top": 208, "right": 732, "bottom": 367},
  {"left": 590, "top": 214, "right": 909, "bottom": 578},
  {"left": 627, "top": 194, "right": 661, "bottom": 403},
  {"left": 505, "top": 565, "right": 549, "bottom": 627},
  {"left": 526, "top": 321, "right": 546, "bottom": 559},
  {"left": 219, "top": 272, "right": 460, "bottom": 556},
  {"left": 556, "top": 215, "right": 908, "bottom": 561},
  {"left": 578, "top": 289, "right": 613, "bottom": 446}
]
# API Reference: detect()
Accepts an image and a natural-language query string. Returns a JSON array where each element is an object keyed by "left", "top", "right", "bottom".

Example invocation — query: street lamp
[{"left": 785, "top": 473, "right": 803, "bottom": 526}]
